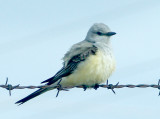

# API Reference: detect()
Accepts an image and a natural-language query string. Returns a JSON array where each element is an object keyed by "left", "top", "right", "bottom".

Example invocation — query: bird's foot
[
  {"left": 82, "top": 85, "right": 89, "bottom": 91},
  {"left": 94, "top": 84, "right": 99, "bottom": 90}
]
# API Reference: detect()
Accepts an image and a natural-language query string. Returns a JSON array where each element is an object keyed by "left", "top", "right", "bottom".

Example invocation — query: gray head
[{"left": 85, "top": 23, "right": 116, "bottom": 44}]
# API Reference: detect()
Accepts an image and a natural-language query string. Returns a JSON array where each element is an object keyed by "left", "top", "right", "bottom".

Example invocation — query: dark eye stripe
[{"left": 97, "top": 32, "right": 103, "bottom": 35}]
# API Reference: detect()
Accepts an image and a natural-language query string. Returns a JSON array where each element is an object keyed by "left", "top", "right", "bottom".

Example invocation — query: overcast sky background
[{"left": 0, "top": 0, "right": 160, "bottom": 119}]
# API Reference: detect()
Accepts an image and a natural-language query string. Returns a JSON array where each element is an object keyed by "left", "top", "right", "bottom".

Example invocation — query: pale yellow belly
[{"left": 60, "top": 50, "right": 115, "bottom": 87}]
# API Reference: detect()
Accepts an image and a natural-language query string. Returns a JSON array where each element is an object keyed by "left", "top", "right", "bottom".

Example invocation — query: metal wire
[{"left": 1, "top": 78, "right": 160, "bottom": 96}]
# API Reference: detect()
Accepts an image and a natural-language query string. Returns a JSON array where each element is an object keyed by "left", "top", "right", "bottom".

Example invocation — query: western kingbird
[{"left": 16, "top": 23, "right": 116, "bottom": 105}]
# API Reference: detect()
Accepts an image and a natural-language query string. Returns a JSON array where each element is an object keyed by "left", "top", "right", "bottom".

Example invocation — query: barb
[
  {"left": 2, "top": 78, "right": 20, "bottom": 96},
  {"left": 1, "top": 78, "right": 160, "bottom": 96},
  {"left": 157, "top": 79, "right": 160, "bottom": 96},
  {"left": 106, "top": 80, "right": 119, "bottom": 94}
]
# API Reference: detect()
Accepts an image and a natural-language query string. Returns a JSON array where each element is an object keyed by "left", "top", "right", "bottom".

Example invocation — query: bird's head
[{"left": 85, "top": 23, "right": 116, "bottom": 44}]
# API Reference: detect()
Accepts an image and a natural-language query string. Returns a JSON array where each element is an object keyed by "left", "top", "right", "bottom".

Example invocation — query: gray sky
[{"left": 0, "top": 0, "right": 160, "bottom": 119}]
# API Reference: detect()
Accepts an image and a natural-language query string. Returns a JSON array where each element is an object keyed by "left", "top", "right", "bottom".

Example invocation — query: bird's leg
[{"left": 94, "top": 84, "right": 99, "bottom": 90}]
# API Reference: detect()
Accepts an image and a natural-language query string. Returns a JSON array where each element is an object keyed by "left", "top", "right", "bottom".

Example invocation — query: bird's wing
[
  {"left": 15, "top": 45, "right": 97, "bottom": 105},
  {"left": 41, "top": 45, "right": 98, "bottom": 85}
]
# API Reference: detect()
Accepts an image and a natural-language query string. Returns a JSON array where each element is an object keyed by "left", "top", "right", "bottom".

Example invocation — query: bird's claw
[
  {"left": 82, "top": 85, "right": 88, "bottom": 91},
  {"left": 94, "top": 84, "right": 99, "bottom": 90}
]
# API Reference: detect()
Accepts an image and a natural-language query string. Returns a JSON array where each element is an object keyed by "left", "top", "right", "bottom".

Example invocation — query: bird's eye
[{"left": 97, "top": 32, "right": 102, "bottom": 35}]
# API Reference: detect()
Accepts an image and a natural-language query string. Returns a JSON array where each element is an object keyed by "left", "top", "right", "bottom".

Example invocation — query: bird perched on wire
[{"left": 15, "top": 23, "right": 116, "bottom": 105}]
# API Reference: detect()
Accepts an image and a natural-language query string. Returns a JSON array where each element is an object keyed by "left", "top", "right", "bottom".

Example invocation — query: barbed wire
[{"left": 1, "top": 78, "right": 160, "bottom": 96}]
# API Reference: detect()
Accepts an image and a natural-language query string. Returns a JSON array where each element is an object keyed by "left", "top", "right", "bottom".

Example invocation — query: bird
[{"left": 15, "top": 23, "right": 116, "bottom": 105}]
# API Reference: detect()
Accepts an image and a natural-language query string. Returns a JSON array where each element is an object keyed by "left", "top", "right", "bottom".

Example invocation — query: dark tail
[{"left": 15, "top": 88, "right": 49, "bottom": 105}]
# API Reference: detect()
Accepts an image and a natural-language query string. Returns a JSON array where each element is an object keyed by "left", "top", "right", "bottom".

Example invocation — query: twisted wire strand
[
  {"left": 1, "top": 78, "right": 160, "bottom": 96},
  {"left": 1, "top": 84, "right": 160, "bottom": 89}
]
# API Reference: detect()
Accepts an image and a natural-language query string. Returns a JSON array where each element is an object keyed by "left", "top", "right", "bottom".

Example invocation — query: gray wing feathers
[
  {"left": 42, "top": 42, "right": 98, "bottom": 85},
  {"left": 15, "top": 44, "right": 97, "bottom": 105},
  {"left": 63, "top": 41, "right": 93, "bottom": 66}
]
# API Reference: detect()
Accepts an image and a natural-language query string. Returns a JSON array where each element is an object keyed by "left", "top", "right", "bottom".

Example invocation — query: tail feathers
[{"left": 15, "top": 88, "right": 49, "bottom": 105}]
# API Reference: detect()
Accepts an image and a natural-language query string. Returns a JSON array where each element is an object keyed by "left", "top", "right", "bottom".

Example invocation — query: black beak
[{"left": 106, "top": 32, "right": 116, "bottom": 36}]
